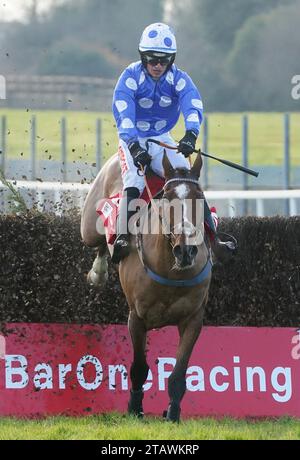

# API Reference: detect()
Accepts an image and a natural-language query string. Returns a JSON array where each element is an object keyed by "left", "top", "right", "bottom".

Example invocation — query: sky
[{"left": 0, "top": 0, "right": 60, "bottom": 22}]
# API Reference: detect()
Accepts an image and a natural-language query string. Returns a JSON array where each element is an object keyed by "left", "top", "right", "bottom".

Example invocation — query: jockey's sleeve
[
  {"left": 175, "top": 71, "right": 203, "bottom": 136},
  {"left": 112, "top": 68, "right": 139, "bottom": 145}
]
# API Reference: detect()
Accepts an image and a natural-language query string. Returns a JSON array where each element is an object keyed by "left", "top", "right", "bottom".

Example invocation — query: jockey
[{"left": 111, "top": 22, "right": 236, "bottom": 263}]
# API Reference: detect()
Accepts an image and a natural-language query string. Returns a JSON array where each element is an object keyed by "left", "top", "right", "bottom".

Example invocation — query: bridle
[
  {"left": 140, "top": 168, "right": 203, "bottom": 249},
  {"left": 162, "top": 177, "right": 203, "bottom": 248},
  {"left": 134, "top": 142, "right": 212, "bottom": 286},
  {"left": 135, "top": 172, "right": 212, "bottom": 287}
]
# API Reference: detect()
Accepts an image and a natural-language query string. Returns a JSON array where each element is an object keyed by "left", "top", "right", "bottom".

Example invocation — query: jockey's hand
[
  {"left": 177, "top": 130, "right": 198, "bottom": 157},
  {"left": 129, "top": 141, "right": 152, "bottom": 169}
]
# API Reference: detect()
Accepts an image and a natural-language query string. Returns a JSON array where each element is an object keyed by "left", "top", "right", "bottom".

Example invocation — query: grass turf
[{"left": 0, "top": 413, "right": 299, "bottom": 440}]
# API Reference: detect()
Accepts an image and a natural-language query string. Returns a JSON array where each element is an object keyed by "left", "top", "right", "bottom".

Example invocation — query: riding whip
[{"left": 146, "top": 139, "right": 259, "bottom": 178}]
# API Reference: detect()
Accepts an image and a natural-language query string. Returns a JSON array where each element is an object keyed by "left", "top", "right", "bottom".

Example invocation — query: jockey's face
[{"left": 146, "top": 61, "right": 168, "bottom": 80}]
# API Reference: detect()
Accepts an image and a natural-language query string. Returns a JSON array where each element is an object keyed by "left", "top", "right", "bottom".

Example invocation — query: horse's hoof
[
  {"left": 87, "top": 269, "right": 108, "bottom": 287},
  {"left": 128, "top": 389, "right": 144, "bottom": 417},
  {"left": 163, "top": 404, "right": 181, "bottom": 423},
  {"left": 87, "top": 255, "right": 108, "bottom": 287},
  {"left": 128, "top": 410, "right": 144, "bottom": 418},
  {"left": 128, "top": 406, "right": 144, "bottom": 418}
]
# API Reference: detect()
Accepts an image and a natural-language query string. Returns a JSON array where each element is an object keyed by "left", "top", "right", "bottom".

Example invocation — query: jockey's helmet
[{"left": 139, "top": 23, "right": 176, "bottom": 69}]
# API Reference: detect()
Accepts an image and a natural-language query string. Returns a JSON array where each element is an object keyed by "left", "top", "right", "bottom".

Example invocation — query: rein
[
  {"left": 145, "top": 138, "right": 192, "bottom": 166},
  {"left": 139, "top": 164, "right": 176, "bottom": 244},
  {"left": 138, "top": 166, "right": 201, "bottom": 247}
]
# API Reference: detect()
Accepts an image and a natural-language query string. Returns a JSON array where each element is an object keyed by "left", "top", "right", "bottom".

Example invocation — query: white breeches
[{"left": 118, "top": 132, "right": 190, "bottom": 193}]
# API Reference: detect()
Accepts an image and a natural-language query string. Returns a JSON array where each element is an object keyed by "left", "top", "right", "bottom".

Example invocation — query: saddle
[{"left": 97, "top": 170, "right": 165, "bottom": 245}]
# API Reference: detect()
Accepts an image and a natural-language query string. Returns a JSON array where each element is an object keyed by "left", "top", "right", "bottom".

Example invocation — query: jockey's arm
[
  {"left": 112, "top": 67, "right": 139, "bottom": 146},
  {"left": 175, "top": 71, "right": 203, "bottom": 136}
]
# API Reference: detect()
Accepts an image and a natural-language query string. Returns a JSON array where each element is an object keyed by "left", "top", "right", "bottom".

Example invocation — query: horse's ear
[
  {"left": 162, "top": 149, "right": 174, "bottom": 178},
  {"left": 191, "top": 153, "right": 203, "bottom": 179}
]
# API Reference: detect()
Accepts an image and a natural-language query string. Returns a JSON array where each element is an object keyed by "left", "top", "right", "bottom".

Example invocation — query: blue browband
[{"left": 143, "top": 257, "right": 212, "bottom": 287}]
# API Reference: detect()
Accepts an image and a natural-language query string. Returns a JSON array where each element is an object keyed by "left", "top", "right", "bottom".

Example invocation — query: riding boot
[
  {"left": 111, "top": 187, "right": 140, "bottom": 264},
  {"left": 204, "top": 199, "right": 237, "bottom": 263}
]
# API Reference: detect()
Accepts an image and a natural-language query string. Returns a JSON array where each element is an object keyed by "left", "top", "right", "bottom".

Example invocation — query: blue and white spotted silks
[{"left": 112, "top": 62, "right": 203, "bottom": 145}]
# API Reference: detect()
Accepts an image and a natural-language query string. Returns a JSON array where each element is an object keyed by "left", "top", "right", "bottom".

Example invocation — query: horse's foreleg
[
  {"left": 166, "top": 311, "right": 204, "bottom": 423},
  {"left": 127, "top": 310, "right": 149, "bottom": 417},
  {"left": 87, "top": 238, "right": 109, "bottom": 287}
]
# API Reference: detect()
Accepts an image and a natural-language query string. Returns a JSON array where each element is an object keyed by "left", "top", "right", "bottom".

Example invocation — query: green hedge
[{"left": 0, "top": 213, "right": 299, "bottom": 326}]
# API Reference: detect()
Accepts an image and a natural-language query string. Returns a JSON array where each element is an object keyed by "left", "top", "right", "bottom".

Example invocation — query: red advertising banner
[{"left": 0, "top": 324, "right": 299, "bottom": 418}]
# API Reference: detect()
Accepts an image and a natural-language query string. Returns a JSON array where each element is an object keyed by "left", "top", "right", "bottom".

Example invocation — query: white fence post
[
  {"left": 96, "top": 118, "right": 102, "bottom": 172},
  {"left": 61, "top": 117, "right": 67, "bottom": 182},
  {"left": 30, "top": 115, "right": 37, "bottom": 180},
  {"left": 0, "top": 115, "right": 6, "bottom": 174}
]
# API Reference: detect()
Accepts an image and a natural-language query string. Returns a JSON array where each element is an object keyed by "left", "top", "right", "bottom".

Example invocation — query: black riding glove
[
  {"left": 178, "top": 130, "right": 198, "bottom": 157},
  {"left": 128, "top": 141, "right": 152, "bottom": 169}
]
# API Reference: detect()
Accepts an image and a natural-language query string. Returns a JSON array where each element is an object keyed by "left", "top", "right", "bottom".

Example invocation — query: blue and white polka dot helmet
[{"left": 139, "top": 23, "right": 177, "bottom": 54}]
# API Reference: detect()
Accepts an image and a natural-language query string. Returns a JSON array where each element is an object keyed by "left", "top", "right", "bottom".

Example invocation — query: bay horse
[{"left": 81, "top": 151, "right": 212, "bottom": 422}]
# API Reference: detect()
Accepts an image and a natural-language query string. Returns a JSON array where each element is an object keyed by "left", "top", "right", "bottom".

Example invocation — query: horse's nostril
[
  {"left": 173, "top": 245, "right": 182, "bottom": 260},
  {"left": 190, "top": 246, "right": 198, "bottom": 258},
  {"left": 173, "top": 245, "right": 198, "bottom": 266}
]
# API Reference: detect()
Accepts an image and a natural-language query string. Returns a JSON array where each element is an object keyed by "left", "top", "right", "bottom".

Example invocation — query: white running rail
[
  {"left": 207, "top": 189, "right": 300, "bottom": 217},
  {"left": 1, "top": 180, "right": 300, "bottom": 217}
]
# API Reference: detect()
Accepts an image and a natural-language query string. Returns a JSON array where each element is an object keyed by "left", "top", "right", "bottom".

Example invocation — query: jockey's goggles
[{"left": 143, "top": 54, "right": 173, "bottom": 66}]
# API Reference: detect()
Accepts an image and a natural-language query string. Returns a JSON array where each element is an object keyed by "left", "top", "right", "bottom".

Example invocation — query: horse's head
[{"left": 162, "top": 152, "right": 204, "bottom": 270}]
